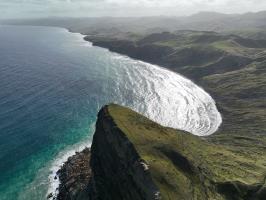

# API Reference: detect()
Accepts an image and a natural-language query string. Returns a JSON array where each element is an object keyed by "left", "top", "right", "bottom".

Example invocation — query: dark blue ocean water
[{"left": 0, "top": 25, "right": 221, "bottom": 199}]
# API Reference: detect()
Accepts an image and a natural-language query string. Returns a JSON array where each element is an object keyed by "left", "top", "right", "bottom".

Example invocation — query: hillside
[{"left": 56, "top": 104, "right": 266, "bottom": 200}]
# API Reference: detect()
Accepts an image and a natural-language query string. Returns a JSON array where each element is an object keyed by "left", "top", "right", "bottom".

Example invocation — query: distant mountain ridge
[{"left": 2, "top": 11, "right": 266, "bottom": 38}]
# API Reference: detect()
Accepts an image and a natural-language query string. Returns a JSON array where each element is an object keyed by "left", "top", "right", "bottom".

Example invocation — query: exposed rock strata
[{"left": 89, "top": 105, "right": 161, "bottom": 200}]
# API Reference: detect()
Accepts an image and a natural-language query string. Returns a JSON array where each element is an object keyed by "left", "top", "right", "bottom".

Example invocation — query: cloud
[{"left": 1, "top": 0, "right": 266, "bottom": 19}]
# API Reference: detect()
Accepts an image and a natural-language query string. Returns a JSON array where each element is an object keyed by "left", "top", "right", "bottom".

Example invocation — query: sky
[{"left": 1, "top": 0, "right": 266, "bottom": 19}]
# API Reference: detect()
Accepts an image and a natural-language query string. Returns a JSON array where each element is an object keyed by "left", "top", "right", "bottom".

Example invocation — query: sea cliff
[{"left": 56, "top": 104, "right": 266, "bottom": 200}]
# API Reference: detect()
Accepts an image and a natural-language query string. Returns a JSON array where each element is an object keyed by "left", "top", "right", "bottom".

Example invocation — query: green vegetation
[
  {"left": 227, "top": 29, "right": 266, "bottom": 40},
  {"left": 142, "top": 31, "right": 266, "bottom": 59},
  {"left": 107, "top": 104, "right": 266, "bottom": 200},
  {"left": 202, "top": 61, "right": 266, "bottom": 135}
]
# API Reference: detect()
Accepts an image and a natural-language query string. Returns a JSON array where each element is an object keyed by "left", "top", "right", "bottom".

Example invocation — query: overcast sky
[{"left": 1, "top": 0, "right": 266, "bottom": 19}]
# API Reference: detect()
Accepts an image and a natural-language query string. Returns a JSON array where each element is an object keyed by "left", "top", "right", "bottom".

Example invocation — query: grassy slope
[
  {"left": 202, "top": 61, "right": 266, "bottom": 134},
  {"left": 107, "top": 104, "right": 266, "bottom": 200}
]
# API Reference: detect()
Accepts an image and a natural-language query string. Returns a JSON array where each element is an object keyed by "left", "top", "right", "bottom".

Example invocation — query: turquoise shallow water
[{"left": 0, "top": 25, "right": 221, "bottom": 199}]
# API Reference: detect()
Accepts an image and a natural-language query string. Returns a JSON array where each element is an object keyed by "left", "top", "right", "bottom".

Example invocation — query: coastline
[
  {"left": 66, "top": 27, "right": 222, "bottom": 136},
  {"left": 48, "top": 28, "right": 223, "bottom": 200},
  {"left": 43, "top": 26, "right": 264, "bottom": 200},
  {"left": 47, "top": 141, "right": 92, "bottom": 200},
  {"left": 78, "top": 31, "right": 265, "bottom": 136}
]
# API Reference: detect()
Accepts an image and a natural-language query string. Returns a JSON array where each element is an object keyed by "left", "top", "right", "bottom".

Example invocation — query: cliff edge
[{"left": 57, "top": 104, "right": 266, "bottom": 200}]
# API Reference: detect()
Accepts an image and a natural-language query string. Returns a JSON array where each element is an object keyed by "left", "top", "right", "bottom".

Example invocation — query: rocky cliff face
[
  {"left": 89, "top": 105, "right": 161, "bottom": 200},
  {"left": 57, "top": 104, "right": 266, "bottom": 200}
]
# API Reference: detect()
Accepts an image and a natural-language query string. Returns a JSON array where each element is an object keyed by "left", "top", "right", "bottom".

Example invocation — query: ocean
[{"left": 0, "top": 25, "right": 221, "bottom": 199}]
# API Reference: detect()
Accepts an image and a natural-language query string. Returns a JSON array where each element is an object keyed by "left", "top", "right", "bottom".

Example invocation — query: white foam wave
[
  {"left": 110, "top": 55, "right": 222, "bottom": 136},
  {"left": 46, "top": 123, "right": 95, "bottom": 200}
]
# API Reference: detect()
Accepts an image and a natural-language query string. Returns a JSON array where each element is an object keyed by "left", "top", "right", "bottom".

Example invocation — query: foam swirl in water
[{"left": 109, "top": 54, "right": 222, "bottom": 136}]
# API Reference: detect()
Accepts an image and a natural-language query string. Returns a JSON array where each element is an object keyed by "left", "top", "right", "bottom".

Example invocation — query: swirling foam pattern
[{"left": 105, "top": 55, "right": 222, "bottom": 136}]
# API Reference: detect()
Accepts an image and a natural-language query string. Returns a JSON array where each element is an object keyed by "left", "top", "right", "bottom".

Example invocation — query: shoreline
[
  {"left": 55, "top": 148, "right": 91, "bottom": 200},
  {"left": 46, "top": 116, "right": 94, "bottom": 200},
  {"left": 67, "top": 27, "right": 223, "bottom": 134},
  {"left": 66, "top": 27, "right": 222, "bottom": 136}
]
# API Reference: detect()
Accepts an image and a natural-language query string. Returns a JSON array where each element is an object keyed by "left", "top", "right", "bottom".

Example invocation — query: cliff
[
  {"left": 89, "top": 104, "right": 160, "bottom": 200},
  {"left": 57, "top": 104, "right": 266, "bottom": 200}
]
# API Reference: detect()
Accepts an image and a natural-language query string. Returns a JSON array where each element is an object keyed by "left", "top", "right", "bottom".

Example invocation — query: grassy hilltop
[{"left": 98, "top": 104, "right": 266, "bottom": 200}]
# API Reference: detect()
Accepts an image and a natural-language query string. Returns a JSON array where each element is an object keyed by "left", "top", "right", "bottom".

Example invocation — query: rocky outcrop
[
  {"left": 89, "top": 105, "right": 161, "bottom": 200},
  {"left": 56, "top": 148, "right": 91, "bottom": 200}
]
